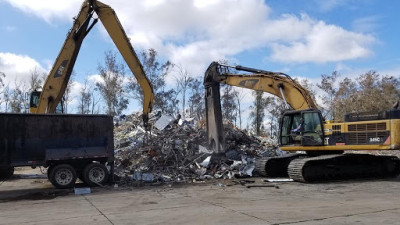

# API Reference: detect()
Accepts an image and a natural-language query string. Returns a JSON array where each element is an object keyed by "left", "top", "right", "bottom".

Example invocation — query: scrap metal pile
[{"left": 114, "top": 113, "right": 280, "bottom": 185}]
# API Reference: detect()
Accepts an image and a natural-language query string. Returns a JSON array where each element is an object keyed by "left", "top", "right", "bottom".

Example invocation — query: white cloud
[
  {"left": 65, "top": 81, "right": 83, "bottom": 111},
  {"left": 0, "top": 0, "right": 82, "bottom": 23},
  {"left": 3, "top": 26, "right": 17, "bottom": 32},
  {"left": 1, "top": 0, "right": 376, "bottom": 77},
  {"left": 0, "top": 52, "right": 46, "bottom": 88},
  {"left": 314, "top": 0, "right": 346, "bottom": 12},
  {"left": 380, "top": 66, "right": 400, "bottom": 77},
  {"left": 64, "top": 74, "right": 103, "bottom": 113},
  {"left": 270, "top": 17, "right": 375, "bottom": 63},
  {"left": 351, "top": 16, "right": 381, "bottom": 33},
  {"left": 313, "top": 0, "right": 370, "bottom": 12},
  {"left": 87, "top": 74, "right": 103, "bottom": 85}
]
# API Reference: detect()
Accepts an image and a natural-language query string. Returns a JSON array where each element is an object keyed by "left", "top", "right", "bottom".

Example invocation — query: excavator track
[
  {"left": 255, "top": 154, "right": 304, "bottom": 177},
  {"left": 288, "top": 154, "right": 400, "bottom": 182}
]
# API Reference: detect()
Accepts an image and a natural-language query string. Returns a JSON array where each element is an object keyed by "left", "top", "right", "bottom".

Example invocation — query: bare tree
[
  {"left": 221, "top": 85, "right": 237, "bottom": 123},
  {"left": 0, "top": 72, "right": 4, "bottom": 87},
  {"left": 77, "top": 78, "right": 101, "bottom": 114},
  {"left": 28, "top": 68, "right": 44, "bottom": 92},
  {"left": 249, "top": 90, "right": 269, "bottom": 135},
  {"left": 158, "top": 89, "right": 180, "bottom": 115},
  {"left": 128, "top": 48, "right": 173, "bottom": 112},
  {"left": 188, "top": 78, "right": 205, "bottom": 120},
  {"left": 233, "top": 88, "right": 245, "bottom": 129},
  {"left": 96, "top": 50, "right": 128, "bottom": 117},
  {"left": 2, "top": 84, "right": 11, "bottom": 112},
  {"left": 78, "top": 79, "right": 92, "bottom": 114},
  {"left": 175, "top": 65, "right": 195, "bottom": 118},
  {"left": 265, "top": 96, "right": 286, "bottom": 136},
  {"left": 298, "top": 78, "right": 318, "bottom": 107},
  {"left": 0, "top": 72, "right": 7, "bottom": 111},
  {"left": 0, "top": 72, "right": 5, "bottom": 110},
  {"left": 317, "top": 71, "right": 339, "bottom": 120},
  {"left": 62, "top": 71, "right": 75, "bottom": 113},
  {"left": 90, "top": 86, "right": 101, "bottom": 114},
  {"left": 9, "top": 79, "right": 27, "bottom": 113}
]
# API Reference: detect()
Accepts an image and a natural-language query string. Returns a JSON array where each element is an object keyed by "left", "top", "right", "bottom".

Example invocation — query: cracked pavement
[{"left": 1, "top": 169, "right": 400, "bottom": 224}]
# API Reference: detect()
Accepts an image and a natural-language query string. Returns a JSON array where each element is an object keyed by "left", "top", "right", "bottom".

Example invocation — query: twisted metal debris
[{"left": 113, "top": 113, "right": 280, "bottom": 185}]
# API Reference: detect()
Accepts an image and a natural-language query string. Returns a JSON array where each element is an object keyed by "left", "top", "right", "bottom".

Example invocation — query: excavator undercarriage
[{"left": 256, "top": 153, "right": 400, "bottom": 182}]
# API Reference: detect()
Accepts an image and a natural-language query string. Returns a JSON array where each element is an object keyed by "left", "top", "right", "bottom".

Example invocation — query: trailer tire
[
  {"left": 49, "top": 164, "right": 77, "bottom": 189},
  {"left": 47, "top": 166, "right": 54, "bottom": 180},
  {"left": 0, "top": 167, "right": 14, "bottom": 180},
  {"left": 83, "top": 163, "right": 109, "bottom": 187}
]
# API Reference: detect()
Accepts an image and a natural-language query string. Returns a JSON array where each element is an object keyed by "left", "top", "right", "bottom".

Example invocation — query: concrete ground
[{"left": 1, "top": 167, "right": 400, "bottom": 225}]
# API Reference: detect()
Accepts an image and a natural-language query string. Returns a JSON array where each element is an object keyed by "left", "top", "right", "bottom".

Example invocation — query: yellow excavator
[
  {"left": 29, "top": 0, "right": 154, "bottom": 126},
  {"left": 204, "top": 62, "right": 400, "bottom": 182}
]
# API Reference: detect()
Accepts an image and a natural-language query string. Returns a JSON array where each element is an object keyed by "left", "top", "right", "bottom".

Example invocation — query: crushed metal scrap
[{"left": 113, "top": 113, "right": 280, "bottom": 185}]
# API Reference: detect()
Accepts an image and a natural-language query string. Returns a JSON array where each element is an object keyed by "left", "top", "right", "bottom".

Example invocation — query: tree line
[
  {"left": 249, "top": 71, "right": 400, "bottom": 136},
  {"left": 0, "top": 49, "right": 206, "bottom": 121},
  {"left": 0, "top": 49, "right": 399, "bottom": 138}
]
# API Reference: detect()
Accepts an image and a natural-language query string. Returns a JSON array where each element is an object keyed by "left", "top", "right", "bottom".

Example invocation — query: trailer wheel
[
  {"left": 47, "top": 166, "right": 53, "bottom": 180},
  {"left": 49, "top": 164, "right": 77, "bottom": 189},
  {"left": 83, "top": 163, "right": 109, "bottom": 186},
  {"left": 0, "top": 167, "right": 14, "bottom": 180}
]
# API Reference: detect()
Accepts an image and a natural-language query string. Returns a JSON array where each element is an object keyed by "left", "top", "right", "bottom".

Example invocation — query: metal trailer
[{"left": 0, "top": 113, "right": 114, "bottom": 188}]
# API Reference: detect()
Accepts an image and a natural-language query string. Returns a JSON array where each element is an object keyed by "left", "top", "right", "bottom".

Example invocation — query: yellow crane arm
[
  {"left": 35, "top": 0, "right": 154, "bottom": 125},
  {"left": 205, "top": 62, "right": 317, "bottom": 110},
  {"left": 36, "top": 0, "right": 93, "bottom": 114},
  {"left": 223, "top": 75, "right": 316, "bottom": 110},
  {"left": 93, "top": 1, "right": 154, "bottom": 122},
  {"left": 204, "top": 62, "right": 317, "bottom": 153}
]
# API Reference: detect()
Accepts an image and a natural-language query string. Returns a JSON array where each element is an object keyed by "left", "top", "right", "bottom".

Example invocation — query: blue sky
[{"left": 0, "top": 0, "right": 399, "bottom": 117}]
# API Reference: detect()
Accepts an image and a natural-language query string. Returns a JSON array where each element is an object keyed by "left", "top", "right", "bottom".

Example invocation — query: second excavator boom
[{"left": 32, "top": 0, "right": 154, "bottom": 126}]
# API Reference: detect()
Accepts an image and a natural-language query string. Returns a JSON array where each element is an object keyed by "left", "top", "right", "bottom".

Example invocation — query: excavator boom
[
  {"left": 34, "top": 0, "right": 154, "bottom": 125},
  {"left": 35, "top": 0, "right": 93, "bottom": 114},
  {"left": 204, "top": 61, "right": 316, "bottom": 152},
  {"left": 93, "top": 1, "right": 154, "bottom": 123}
]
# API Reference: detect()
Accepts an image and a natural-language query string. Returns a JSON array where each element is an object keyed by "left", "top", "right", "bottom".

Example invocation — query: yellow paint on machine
[{"left": 282, "top": 118, "right": 400, "bottom": 152}]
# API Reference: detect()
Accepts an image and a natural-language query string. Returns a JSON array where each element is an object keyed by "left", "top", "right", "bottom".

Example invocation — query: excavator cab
[
  {"left": 280, "top": 109, "right": 324, "bottom": 146},
  {"left": 29, "top": 91, "right": 41, "bottom": 113},
  {"left": 30, "top": 91, "right": 64, "bottom": 114}
]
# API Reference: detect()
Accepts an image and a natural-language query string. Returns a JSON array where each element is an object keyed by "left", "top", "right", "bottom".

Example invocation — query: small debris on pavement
[
  {"left": 74, "top": 187, "right": 91, "bottom": 195},
  {"left": 232, "top": 180, "right": 255, "bottom": 186},
  {"left": 246, "top": 185, "right": 279, "bottom": 189},
  {"left": 264, "top": 178, "right": 294, "bottom": 182}
]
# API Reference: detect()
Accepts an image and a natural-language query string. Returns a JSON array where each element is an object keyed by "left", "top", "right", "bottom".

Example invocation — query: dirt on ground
[{"left": 1, "top": 167, "right": 400, "bottom": 225}]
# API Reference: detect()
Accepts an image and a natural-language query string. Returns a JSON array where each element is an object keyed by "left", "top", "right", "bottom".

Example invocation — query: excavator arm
[
  {"left": 34, "top": 0, "right": 94, "bottom": 114},
  {"left": 204, "top": 62, "right": 317, "bottom": 152},
  {"left": 34, "top": 0, "right": 154, "bottom": 126}
]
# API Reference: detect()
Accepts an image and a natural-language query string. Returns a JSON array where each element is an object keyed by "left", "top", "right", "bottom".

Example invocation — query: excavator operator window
[
  {"left": 280, "top": 111, "right": 324, "bottom": 146},
  {"left": 291, "top": 115, "right": 303, "bottom": 132},
  {"left": 280, "top": 113, "right": 302, "bottom": 145},
  {"left": 280, "top": 115, "right": 291, "bottom": 145},
  {"left": 301, "top": 112, "right": 323, "bottom": 146},
  {"left": 30, "top": 91, "right": 41, "bottom": 108}
]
